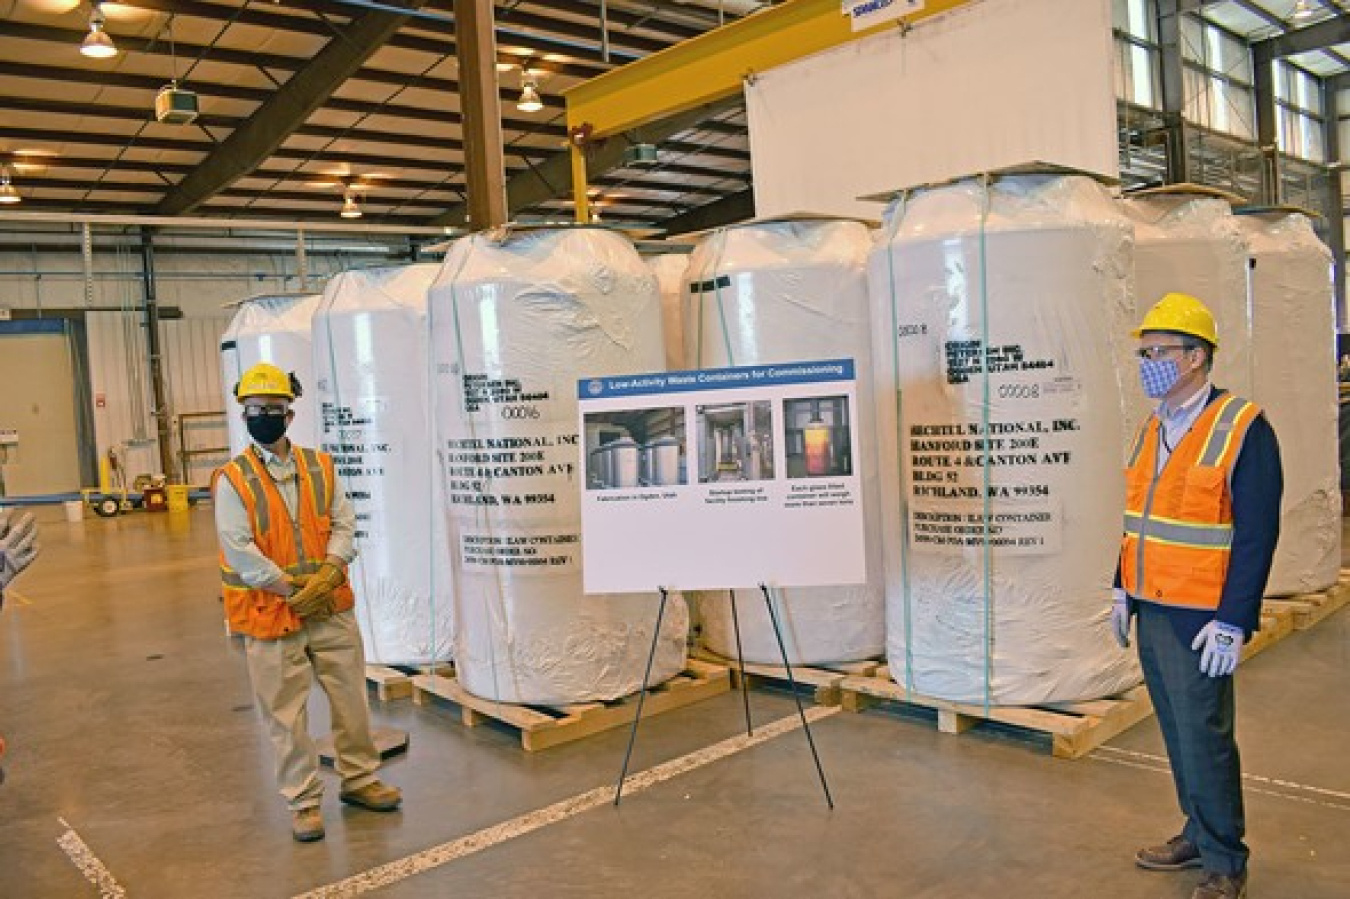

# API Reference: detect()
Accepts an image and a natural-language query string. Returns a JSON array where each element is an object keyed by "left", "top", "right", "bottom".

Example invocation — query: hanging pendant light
[
  {"left": 517, "top": 79, "right": 543, "bottom": 113},
  {"left": 0, "top": 169, "right": 20, "bottom": 205},
  {"left": 81, "top": 5, "right": 118, "bottom": 59},
  {"left": 340, "top": 189, "right": 362, "bottom": 219}
]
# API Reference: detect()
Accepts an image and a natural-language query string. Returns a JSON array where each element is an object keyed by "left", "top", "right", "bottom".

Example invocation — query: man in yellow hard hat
[
  {"left": 213, "top": 362, "right": 401, "bottom": 843},
  {"left": 1113, "top": 293, "right": 1282, "bottom": 899}
]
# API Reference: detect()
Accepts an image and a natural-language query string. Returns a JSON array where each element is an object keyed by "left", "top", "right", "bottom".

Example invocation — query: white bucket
[{"left": 63, "top": 499, "right": 85, "bottom": 523}]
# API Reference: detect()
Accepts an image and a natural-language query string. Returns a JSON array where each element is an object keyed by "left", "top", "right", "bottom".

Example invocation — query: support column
[
  {"left": 1324, "top": 78, "right": 1346, "bottom": 331},
  {"left": 138, "top": 227, "right": 176, "bottom": 481},
  {"left": 1157, "top": 0, "right": 1190, "bottom": 184},
  {"left": 455, "top": 0, "right": 508, "bottom": 229},
  {"left": 1253, "top": 43, "right": 1281, "bottom": 204}
]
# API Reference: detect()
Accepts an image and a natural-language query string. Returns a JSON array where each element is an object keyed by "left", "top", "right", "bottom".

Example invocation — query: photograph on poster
[
  {"left": 584, "top": 407, "right": 687, "bottom": 490},
  {"left": 784, "top": 395, "right": 852, "bottom": 478},
  {"left": 696, "top": 401, "right": 774, "bottom": 483}
]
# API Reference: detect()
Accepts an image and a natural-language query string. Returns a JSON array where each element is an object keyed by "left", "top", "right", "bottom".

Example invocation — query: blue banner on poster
[{"left": 579, "top": 358, "right": 855, "bottom": 400}]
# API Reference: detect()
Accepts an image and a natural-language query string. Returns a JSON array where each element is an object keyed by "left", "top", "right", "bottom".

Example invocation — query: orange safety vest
[
  {"left": 1120, "top": 392, "right": 1261, "bottom": 611},
  {"left": 215, "top": 445, "right": 354, "bottom": 639}
]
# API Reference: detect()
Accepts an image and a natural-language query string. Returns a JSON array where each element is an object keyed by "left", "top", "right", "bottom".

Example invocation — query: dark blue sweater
[{"left": 1117, "top": 387, "right": 1284, "bottom": 642}]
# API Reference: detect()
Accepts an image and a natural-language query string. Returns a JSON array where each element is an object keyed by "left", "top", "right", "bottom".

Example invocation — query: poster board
[{"left": 579, "top": 359, "right": 866, "bottom": 593}]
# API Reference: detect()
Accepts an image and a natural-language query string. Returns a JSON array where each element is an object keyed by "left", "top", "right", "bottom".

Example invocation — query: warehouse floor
[{"left": 0, "top": 508, "right": 1346, "bottom": 898}]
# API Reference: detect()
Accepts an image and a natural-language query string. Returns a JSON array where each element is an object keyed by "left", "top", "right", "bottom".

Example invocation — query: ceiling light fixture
[
  {"left": 517, "top": 76, "right": 543, "bottom": 113},
  {"left": 0, "top": 169, "right": 21, "bottom": 205},
  {"left": 81, "top": 4, "right": 118, "bottom": 59},
  {"left": 340, "top": 189, "right": 362, "bottom": 219},
  {"left": 1291, "top": 0, "right": 1318, "bottom": 23}
]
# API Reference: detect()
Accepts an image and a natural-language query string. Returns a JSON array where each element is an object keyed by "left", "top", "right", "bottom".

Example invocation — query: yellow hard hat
[
  {"left": 234, "top": 362, "right": 301, "bottom": 402},
  {"left": 1132, "top": 292, "right": 1220, "bottom": 348}
]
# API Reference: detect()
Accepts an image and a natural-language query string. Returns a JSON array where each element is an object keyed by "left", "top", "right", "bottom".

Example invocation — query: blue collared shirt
[{"left": 1155, "top": 379, "right": 1212, "bottom": 472}]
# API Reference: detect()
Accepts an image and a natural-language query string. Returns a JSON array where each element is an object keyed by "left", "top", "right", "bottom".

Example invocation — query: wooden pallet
[
  {"left": 838, "top": 667, "right": 1154, "bottom": 760},
  {"left": 411, "top": 659, "right": 731, "bottom": 751},
  {"left": 366, "top": 663, "right": 454, "bottom": 702},
  {"left": 692, "top": 648, "right": 883, "bottom": 707},
  {"left": 1264, "top": 574, "right": 1350, "bottom": 632},
  {"left": 1241, "top": 603, "right": 1297, "bottom": 661}
]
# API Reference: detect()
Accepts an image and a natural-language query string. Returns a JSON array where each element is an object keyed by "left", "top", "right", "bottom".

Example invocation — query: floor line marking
[
  {"left": 1089, "top": 755, "right": 1350, "bottom": 813},
  {"left": 56, "top": 817, "right": 127, "bottom": 899},
  {"left": 1096, "top": 745, "right": 1350, "bottom": 802},
  {"left": 293, "top": 706, "right": 841, "bottom": 899}
]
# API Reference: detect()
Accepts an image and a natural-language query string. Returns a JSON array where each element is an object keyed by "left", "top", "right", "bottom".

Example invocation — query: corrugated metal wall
[{"left": 86, "top": 313, "right": 231, "bottom": 486}]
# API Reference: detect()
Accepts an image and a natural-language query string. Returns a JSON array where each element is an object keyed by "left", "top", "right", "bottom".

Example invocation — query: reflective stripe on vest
[
  {"left": 217, "top": 446, "right": 352, "bottom": 638},
  {"left": 1120, "top": 393, "right": 1260, "bottom": 611}
]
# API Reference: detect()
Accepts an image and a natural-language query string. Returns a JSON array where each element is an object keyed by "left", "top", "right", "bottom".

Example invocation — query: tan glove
[{"left": 284, "top": 562, "right": 345, "bottom": 621}]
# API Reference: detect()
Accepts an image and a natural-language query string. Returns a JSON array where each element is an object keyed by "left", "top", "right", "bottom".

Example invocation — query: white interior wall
[
  {"left": 85, "top": 313, "right": 232, "bottom": 484},
  {"left": 0, "top": 244, "right": 381, "bottom": 488},
  {"left": 0, "top": 250, "right": 348, "bottom": 319},
  {"left": 745, "top": 0, "right": 1118, "bottom": 218}
]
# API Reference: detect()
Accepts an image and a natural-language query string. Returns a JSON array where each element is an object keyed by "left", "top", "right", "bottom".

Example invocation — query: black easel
[{"left": 614, "top": 584, "right": 834, "bottom": 809}]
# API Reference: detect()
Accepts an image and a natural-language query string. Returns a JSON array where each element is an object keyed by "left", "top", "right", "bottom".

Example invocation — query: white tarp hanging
[
  {"left": 646, "top": 252, "right": 690, "bottom": 372},
  {"left": 685, "top": 218, "right": 885, "bottom": 664},
  {"left": 869, "top": 172, "right": 1140, "bottom": 704},
  {"left": 1121, "top": 191, "right": 1253, "bottom": 400},
  {"left": 312, "top": 264, "right": 454, "bottom": 664},
  {"left": 744, "top": 0, "right": 1117, "bottom": 218},
  {"left": 219, "top": 293, "right": 321, "bottom": 454},
  {"left": 1238, "top": 210, "right": 1341, "bottom": 595},
  {"left": 430, "top": 226, "right": 688, "bottom": 705}
]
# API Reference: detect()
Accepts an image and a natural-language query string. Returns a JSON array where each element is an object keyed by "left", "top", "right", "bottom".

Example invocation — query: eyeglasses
[
  {"left": 1136, "top": 344, "right": 1193, "bottom": 361},
  {"left": 243, "top": 404, "right": 290, "bottom": 418}
]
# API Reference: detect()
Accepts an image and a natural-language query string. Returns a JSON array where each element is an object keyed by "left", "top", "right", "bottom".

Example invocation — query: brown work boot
[
  {"left": 291, "top": 806, "right": 325, "bottom": 843},
  {"left": 1136, "top": 835, "right": 1203, "bottom": 871},
  {"left": 340, "top": 780, "right": 402, "bottom": 812},
  {"left": 1193, "top": 870, "right": 1247, "bottom": 899}
]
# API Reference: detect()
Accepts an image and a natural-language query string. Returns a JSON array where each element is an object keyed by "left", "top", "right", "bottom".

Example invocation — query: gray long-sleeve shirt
[{"left": 214, "top": 442, "right": 358, "bottom": 591}]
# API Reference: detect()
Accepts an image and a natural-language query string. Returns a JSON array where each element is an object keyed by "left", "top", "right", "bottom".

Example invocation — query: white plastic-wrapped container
[
  {"left": 646, "top": 251, "right": 690, "bottom": 371},
  {"left": 869, "top": 170, "right": 1140, "bottom": 704},
  {"left": 1121, "top": 188, "right": 1253, "bottom": 399},
  {"left": 312, "top": 264, "right": 454, "bottom": 664},
  {"left": 431, "top": 225, "right": 688, "bottom": 704},
  {"left": 219, "top": 292, "right": 322, "bottom": 453},
  {"left": 1237, "top": 208, "right": 1341, "bottom": 595},
  {"left": 685, "top": 217, "right": 884, "bottom": 665}
]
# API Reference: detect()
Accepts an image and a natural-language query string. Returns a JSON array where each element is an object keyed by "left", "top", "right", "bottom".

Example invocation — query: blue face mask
[{"left": 1139, "top": 357, "right": 1181, "bottom": 399}]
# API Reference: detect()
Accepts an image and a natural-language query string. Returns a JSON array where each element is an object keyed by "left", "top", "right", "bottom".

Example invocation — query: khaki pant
[{"left": 244, "top": 610, "right": 380, "bottom": 810}]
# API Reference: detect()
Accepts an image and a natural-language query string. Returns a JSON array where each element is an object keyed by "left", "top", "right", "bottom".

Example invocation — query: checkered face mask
[{"left": 1139, "top": 357, "right": 1180, "bottom": 399}]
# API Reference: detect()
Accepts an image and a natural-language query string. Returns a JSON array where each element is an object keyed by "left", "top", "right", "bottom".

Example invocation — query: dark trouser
[{"left": 1136, "top": 602, "right": 1248, "bottom": 876}]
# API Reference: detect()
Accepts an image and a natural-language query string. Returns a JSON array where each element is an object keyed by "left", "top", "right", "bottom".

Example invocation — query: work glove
[
  {"left": 285, "top": 561, "right": 346, "bottom": 621},
  {"left": 1191, "top": 620, "right": 1244, "bottom": 678},
  {"left": 1110, "top": 588, "right": 1131, "bottom": 649},
  {"left": 0, "top": 509, "right": 39, "bottom": 593}
]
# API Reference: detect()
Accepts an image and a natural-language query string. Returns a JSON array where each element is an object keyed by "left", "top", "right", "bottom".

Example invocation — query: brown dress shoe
[
  {"left": 1193, "top": 870, "right": 1247, "bottom": 899},
  {"left": 340, "top": 779, "right": 402, "bottom": 812},
  {"left": 292, "top": 806, "right": 325, "bottom": 843},
  {"left": 1136, "top": 835, "right": 1203, "bottom": 871}
]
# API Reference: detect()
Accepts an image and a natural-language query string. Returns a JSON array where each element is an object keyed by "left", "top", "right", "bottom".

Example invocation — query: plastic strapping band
[
  {"left": 419, "top": 270, "right": 440, "bottom": 674},
  {"left": 321, "top": 293, "right": 378, "bottom": 660},
  {"left": 709, "top": 231, "right": 738, "bottom": 369},
  {"left": 978, "top": 176, "right": 994, "bottom": 716},
  {"left": 884, "top": 191, "right": 916, "bottom": 698},
  {"left": 444, "top": 235, "right": 508, "bottom": 709}
]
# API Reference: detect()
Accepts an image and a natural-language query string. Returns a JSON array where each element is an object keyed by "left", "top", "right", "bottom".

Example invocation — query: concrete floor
[{"left": 0, "top": 508, "right": 1346, "bottom": 898}]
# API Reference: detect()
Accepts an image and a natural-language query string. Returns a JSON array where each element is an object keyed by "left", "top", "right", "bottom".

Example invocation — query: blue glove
[
  {"left": 1110, "top": 588, "right": 1131, "bottom": 649},
  {"left": 1191, "top": 620, "right": 1244, "bottom": 677}
]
